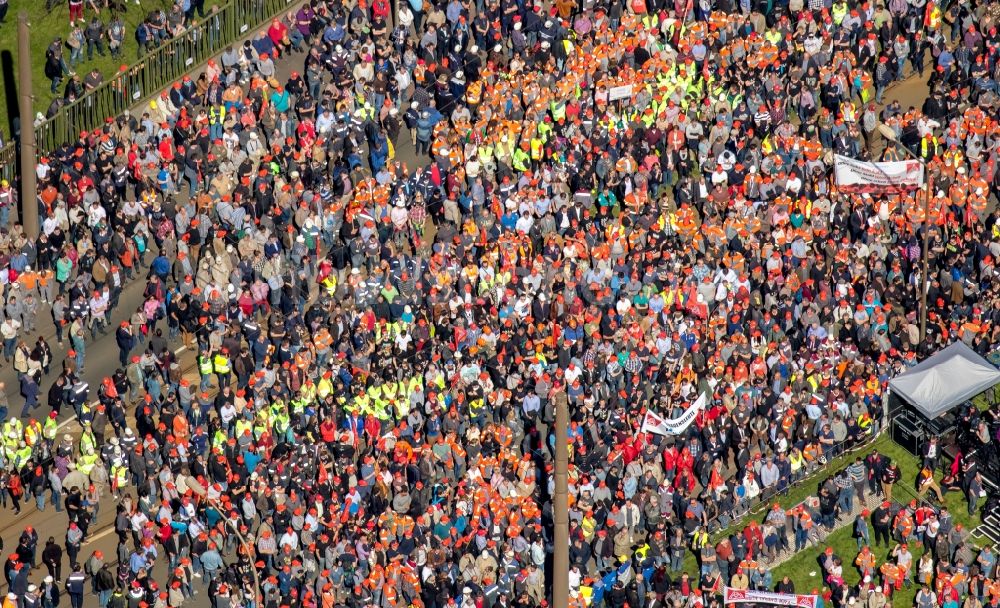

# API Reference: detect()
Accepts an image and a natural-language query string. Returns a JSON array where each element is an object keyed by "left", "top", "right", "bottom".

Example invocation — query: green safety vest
[
  {"left": 530, "top": 138, "right": 543, "bottom": 161},
  {"left": 512, "top": 149, "right": 530, "bottom": 172},
  {"left": 209, "top": 105, "right": 225, "bottom": 125},
  {"left": 213, "top": 354, "right": 230, "bottom": 374},
  {"left": 199, "top": 355, "right": 214, "bottom": 376},
  {"left": 43, "top": 418, "right": 57, "bottom": 440},
  {"left": 77, "top": 453, "right": 97, "bottom": 474}
]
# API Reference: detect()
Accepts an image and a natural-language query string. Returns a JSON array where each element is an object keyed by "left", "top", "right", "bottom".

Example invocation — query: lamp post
[
  {"left": 18, "top": 13, "right": 38, "bottom": 235},
  {"left": 552, "top": 388, "right": 569, "bottom": 608},
  {"left": 876, "top": 123, "right": 933, "bottom": 343}
]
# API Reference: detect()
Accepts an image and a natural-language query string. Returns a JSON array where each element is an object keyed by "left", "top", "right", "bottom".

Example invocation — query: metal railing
[{"left": 0, "top": 0, "right": 299, "bottom": 187}]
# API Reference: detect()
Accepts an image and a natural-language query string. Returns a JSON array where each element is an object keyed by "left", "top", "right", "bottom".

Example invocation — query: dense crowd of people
[{"left": 4, "top": 0, "right": 1000, "bottom": 604}]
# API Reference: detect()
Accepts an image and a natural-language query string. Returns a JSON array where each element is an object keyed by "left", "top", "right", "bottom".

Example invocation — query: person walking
[{"left": 64, "top": 565, "right": 85, "bottom": 608}]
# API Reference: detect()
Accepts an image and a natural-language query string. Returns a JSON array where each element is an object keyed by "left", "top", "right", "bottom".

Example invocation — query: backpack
[{"left": 135, "top": 23, "right": 149, "bottom": 44}]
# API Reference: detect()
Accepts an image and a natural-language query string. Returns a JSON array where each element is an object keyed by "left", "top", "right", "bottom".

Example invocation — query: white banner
[
  {"left": 834, "top": 154, "right": 924, "bottom": 193},
  {"left": 641, "top": 392, "right": 705, "bottom": 436},
  {"left": 608, "top": 84, "right": 634, "bottom": 101},
  {"left": 723, "top": 587, "right": 817, "bottom": 608}
]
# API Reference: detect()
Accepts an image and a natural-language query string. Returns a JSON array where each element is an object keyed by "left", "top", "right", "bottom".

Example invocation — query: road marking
[
  {"left": 57, "top": 416, "right": 79, "bottom": 431},
  {"left": 174, "top": 346, "right": 187, "bottom": 355},
  {"left": 83, "top": 526, "right": 116, "bottom": 544}
]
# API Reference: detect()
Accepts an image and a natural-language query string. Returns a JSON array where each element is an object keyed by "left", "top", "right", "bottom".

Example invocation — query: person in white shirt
[
  {"left": 0, "top": 318, "right": 20, "bottom": 362},
  {"left": 88, "top": 289, "right": 109, "bottom": 337}
]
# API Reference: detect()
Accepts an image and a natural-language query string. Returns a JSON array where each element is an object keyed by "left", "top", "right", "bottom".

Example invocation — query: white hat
[
  {"left": 541, "top": 41, "right": 551, "bottom": 49},
  {"left": 296, "top": 235, "right": 305, "bottom": 243},
  {"left": 470, "top": 45, "right": 478, "bottom": 53},
  {"left": 411, "top": 101, "right": 419, "bottom": 109},
  {"left": 27, "top": 585, "right": 36, "bottom": 593},
  {"left": 544, "top": 19, "right": 552, "bottom": 27},
  {"left": 44, "top": 576, "right": 53, "bottom": 584},
  {"left": 455, "top": 71, "right": 464, "bottom": 79},
  {"left": 514, "top": 22, "right": 521, "bottom": 30}
]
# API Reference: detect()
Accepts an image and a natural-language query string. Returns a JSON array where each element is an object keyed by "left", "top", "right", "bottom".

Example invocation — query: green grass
[
  {"left": 671, "top": 435, "right": 984, "bottom": 601},
  {"left": 770, "top": 437, "right": 984, "bottom": 604},
  {"left": 677, "top": 435, "right": 905, "bottom": 580},
  {"left": 2, "top": 0, "right": 221, "bottom": 139}
]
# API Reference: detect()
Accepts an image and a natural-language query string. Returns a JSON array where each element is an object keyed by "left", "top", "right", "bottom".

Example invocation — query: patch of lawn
[
  {"left": 680, "top": 432, "right": 984, "bottom": 601},
  {"left": 771, "top": 524, "right": 921, "bottom": 606},
  {"left": 2, "top": 0, "right": 221, "bottom": 140},
  {"left": 770, "top": 437, "right": 984, "bottom": 604}
]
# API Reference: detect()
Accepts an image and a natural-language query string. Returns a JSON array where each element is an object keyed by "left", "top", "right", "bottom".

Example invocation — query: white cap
[{"left": 514, "top": 22, "right": 521, "bottom": 30}]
